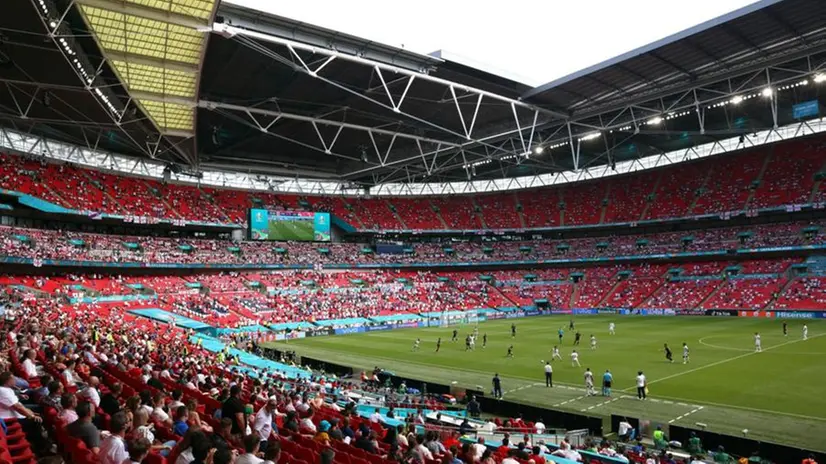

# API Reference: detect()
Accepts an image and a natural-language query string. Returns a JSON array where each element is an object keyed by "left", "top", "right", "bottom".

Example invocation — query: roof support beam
[
  {"left": 199, "top": 100, "right": 463, "bottom": 148},
  {"left": 214, "top": 22, "right": 569, "bottom": 120}
]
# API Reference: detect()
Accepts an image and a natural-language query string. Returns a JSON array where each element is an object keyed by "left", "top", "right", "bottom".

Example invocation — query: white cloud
[{"left": 225, "top": 0, "right": 758, "bottom": 86}]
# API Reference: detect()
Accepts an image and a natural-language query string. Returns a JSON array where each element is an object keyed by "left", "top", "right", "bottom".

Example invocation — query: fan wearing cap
[{"left": 315, "top": 420, "right": 332, "bottom": 446}]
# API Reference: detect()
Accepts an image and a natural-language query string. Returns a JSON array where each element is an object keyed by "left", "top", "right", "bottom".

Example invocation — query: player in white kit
[
  {"left": 571, "top": 350, "right": 581, "bottom": 367},
  {"left": 682, "top": 343, "right": 690, "bottom": 364},
  {"left": 609, "top": 322, "right": 615, "bottom": 335},
  {"left": 551, "top": 345, "right": 562, "bottom": 361},
  {"left": 412, "top": 338, "right": 421, "bottom": 351},
  {"left": 584, "top": 368, "right": 595, "bottom": 396},
  {"left": 754, "top": 332, "right": 762, "bottom": 352},
  {"left": 803, "top": 324, "right": 808, "bottom": 340},
  {"left": 590, "top": 335, "right": 598, "bottom": 350}
]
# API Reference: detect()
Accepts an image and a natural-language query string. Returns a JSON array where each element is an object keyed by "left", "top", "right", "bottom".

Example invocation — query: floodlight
[
  {"left": 648, "top": 117, "right": 663, "bottom": 126},
  {"left": 814, "top": 74, "right": 826, "bottom": 83},
  {"left": 730, "top": 95, "right": 743, "bottom": 105},
  {"left": 761, "top": 87, "right": 773, "bottom": 97},
  {"left": 534, "top": 146, "right": 544, "bottom": 155}
]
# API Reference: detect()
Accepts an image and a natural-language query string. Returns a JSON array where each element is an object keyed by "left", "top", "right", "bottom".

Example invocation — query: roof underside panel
[{"left": 76, "top": 0, "right": 217, "bottom": 135}]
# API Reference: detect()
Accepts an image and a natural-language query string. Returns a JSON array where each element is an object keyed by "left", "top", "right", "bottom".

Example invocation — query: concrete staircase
[
  {"left": 340, "top": 198, "right": 366, "bottom": 229},
  {"left": 558, "top": 189, "right": 566, "bottom": 226},
  {"left": 428, "top": 200, "right": 450, "bottom": 229},
  {"left": 638, "top": 173, "right": 663, "bottom": 221},
  {"left": 597, "top": 278, "right": 625, "bottom": 307},
  {"left": 764, "top": 277, "right": 797, "bottom": 310},
  {"left": 385, "top": 200, "right": 408, "bottom": 229},
  {"left": 686, "top": 165, "right": 715, "bottom": 215},
  {"left": 514, "top": 192, "right": 527, "bottom": 228},
  {"left": 470, "top": 197, "right": 488, "bottom": 229},
  {"left": 569, "top": 282, "right": 581, "bottom": 308},
  {"left": 599, "top": 183, "right": 611, "bottom": 224},
  {"left": 808, "top": 158, "right": 826, "bottom": 203},
  {"left": 40, "top": 184, "right": 73, "bottom": 209},
  {"left": 489, "top": 283, "right": 520, "bottom": 307},
  {"left": 79, "top": 170, "right": 127, "bottom": 214},
  {"left": 200, "top": 189, "right": 232, "bottom": 222},
  {"left": 693, "top": 278, "right": 728, "bottom": 310},
  {"left": 144, "top": 180, "right": 183, "bottom": 219},
  {"left": 742, "top": 152, "right": 774, "bottom": 211}
]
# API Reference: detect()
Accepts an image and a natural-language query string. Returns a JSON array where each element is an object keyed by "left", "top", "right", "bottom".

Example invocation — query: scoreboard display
[{"left": 248, "top": 209, "right": 331, "bottom": 242}]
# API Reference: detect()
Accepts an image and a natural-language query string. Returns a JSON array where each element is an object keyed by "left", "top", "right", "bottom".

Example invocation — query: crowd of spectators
[
  {"left": 1, "top": 219, "right": 822, "bottom": 268},
  {"left": 3, "top": 135, "right": 824, "bottom": 232}
]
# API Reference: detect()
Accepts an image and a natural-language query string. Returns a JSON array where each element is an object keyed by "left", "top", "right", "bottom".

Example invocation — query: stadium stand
[{"left": 3, "top": 133, "right": 825, "bottom": 231}]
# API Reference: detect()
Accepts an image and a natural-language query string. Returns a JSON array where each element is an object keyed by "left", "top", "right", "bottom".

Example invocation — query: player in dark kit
[
  {"left": 783, "top": 321, "right": 788, "bottom": 337},
  {"left": 465, "top": 335, "right": 472, "bottom": 351},
  {"left": 569, "top": 319, "right": 575, "bottom": 331},
  {"left": 664, "top": 343, "right": 673, "bottom": 363},
  {"left": 511, "top": 323, "right": 517, "bottom": 338},
  {"left": 452, "top": 329, "right": 458, "bottom": 342},
  {"left": 574, "top": 331, "right": 581, "bottom": 345},
  {"left": 482, "top": 333, "right": 487, "bottom": 349},
  {"left": 436, "top": 338, "right": 441, "bottom": 352},
  {"left": 558, "top": 327, "right": 564, "bottom": 344},
  {"left": 506, "top": 345, "right": 514, "bottom": 358}
]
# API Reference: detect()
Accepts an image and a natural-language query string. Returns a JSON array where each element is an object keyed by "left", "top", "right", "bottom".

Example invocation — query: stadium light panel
[
  {"left": 579, "top": 132, "right": 601, "bottom": 142},
  {"left": 814, "top": 74, "right": 826, "bottom": 83},
  {"left": 534, "top": 146, "right": 544, "bottom": 155},
  {"left": 648, "top": 116, "right": 663, "bottom": 126},
  {"left": 761, "top": 87, "right": 773, "bottom": 97},
  {"left": 730, "top": 95, "right": 743, "bottom": 105}
]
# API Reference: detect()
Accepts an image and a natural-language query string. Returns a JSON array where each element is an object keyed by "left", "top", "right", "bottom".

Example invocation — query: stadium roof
[{"left": 1, "top": 0, "right": 825, "bottom": 188}]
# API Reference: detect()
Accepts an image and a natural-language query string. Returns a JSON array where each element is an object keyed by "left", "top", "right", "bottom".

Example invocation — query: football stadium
[{"left": 0, "top": 0, "right": 826, "bottom": 463}]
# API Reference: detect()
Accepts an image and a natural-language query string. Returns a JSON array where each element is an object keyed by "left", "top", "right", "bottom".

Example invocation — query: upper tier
[{"left": 2, "top": 135, "right": 825, "bottom": 230}]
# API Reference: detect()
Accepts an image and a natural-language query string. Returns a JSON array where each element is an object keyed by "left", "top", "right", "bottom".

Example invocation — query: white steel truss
[
  {"left": 212, "top": 21, "right": 562, "bottom": 178},
  {"left": 3, "top": 117, "right": 825, "bottom": 198}
]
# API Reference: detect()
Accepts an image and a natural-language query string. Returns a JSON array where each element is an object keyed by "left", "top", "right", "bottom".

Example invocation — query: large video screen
[{"left": 249, "top": 209, "right": 331, "bottom": 242}]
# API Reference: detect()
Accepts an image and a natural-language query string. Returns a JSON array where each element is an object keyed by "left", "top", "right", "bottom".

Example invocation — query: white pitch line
[
  {"left": 669, "top": 406, "right": 705, "bottom": 424},
  {"left": 630, "top": 332, "right": 826, "bottom": 389},
  {"left": 582, "top": 397, "right": 621, "bottom": 412},
  {"left": 554, "top": 395, "right": 590, "bottom": 407}
]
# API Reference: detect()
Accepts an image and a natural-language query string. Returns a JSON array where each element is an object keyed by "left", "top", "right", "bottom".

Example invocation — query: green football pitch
[
  {"left": 266, "top": 315, "right": 826, "bottom": 452},
  {"left": 268, "top": 220, "right": 314, "bottom": 241}
]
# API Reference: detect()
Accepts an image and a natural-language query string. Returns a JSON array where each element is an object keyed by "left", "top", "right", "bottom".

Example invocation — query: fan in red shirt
[{"left": 496, "top": 437, "right": 512, "bottom": 457}]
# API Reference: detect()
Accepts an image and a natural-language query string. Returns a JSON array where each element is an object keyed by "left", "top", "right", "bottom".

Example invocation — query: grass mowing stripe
[
  {"left": 629, "top": 331, "right": 826, "bottom": 390},
  {"left": 271, "top": 316, "right": 826, "bottom": 451}
]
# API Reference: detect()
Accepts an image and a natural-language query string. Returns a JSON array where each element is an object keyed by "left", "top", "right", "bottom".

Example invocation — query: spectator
[
  {"left": 125, "top": 437, "right": 152, "bottom": 464},
  {"left": 100, "top": 382, "right": 122, "bottom": 417},
  {"left": 67, "top": 401, "right": 100, "bottom": 453},
  {"left": 253, "top": 398, "right": 279, "bottom": 449},
  {"left": 40, "top": 380, "right": 64, "bottom": 412},
  {"left": 237, "top": 432, "right": 262, "bottom": 464},
  {"left": 58, "top": 393, "right": 78, "bottom": 424},
  {"left": 173, "top": 405, "right": 190, "bottom": 436},
  {"left": 99, "top": 411, "right": 129, "bottom": 464},
  {"left": 299, "top": 408, "right": 317, "bottom": 433},
  {"left": 221, "top": 385, "right": 246, "bottom": 436},
  {"left": 320, "top": 448, "right": 335, "bottom": 464},
  {"left": 314, "top": 420, "right": 331, "bottom": 446},
  {"left": 21, "top": 349, "right": 39, "bottom": 379},
  {"left": 82, "top": 376, "right": 101, "bottom": 408},
  {"left": 262, "top": 441, "right": 281, "bottom": 464}
]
